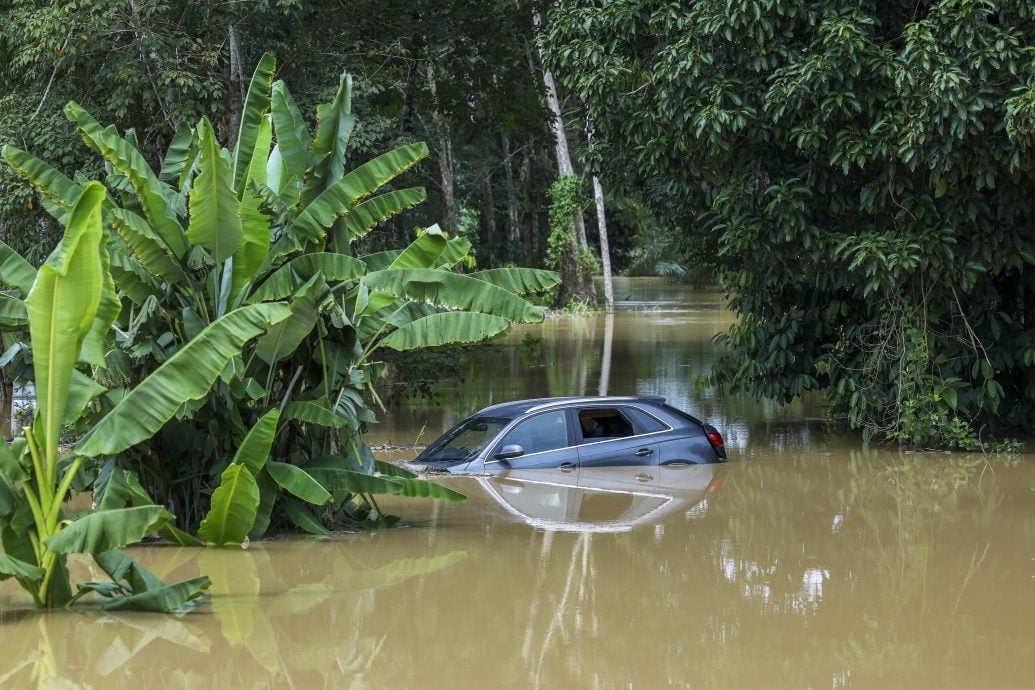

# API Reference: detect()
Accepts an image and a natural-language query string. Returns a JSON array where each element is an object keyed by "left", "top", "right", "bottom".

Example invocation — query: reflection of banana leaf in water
[
  {"left": 333, "top": 551, "right": 468, "bottom": 593},
  {"left": 265, "top": 550, "right": 470, "bottom": 619},
  {"left": 92, "top": 614, "right": 210, "bottom": 677},
  {"left": 0, "top": 610, "right": 209, "bottom": 686},
  {"left": 198, "top": 548, "right": 280, "bottom": 675}
]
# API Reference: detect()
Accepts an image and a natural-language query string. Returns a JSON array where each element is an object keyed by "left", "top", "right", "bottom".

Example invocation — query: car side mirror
[{"left": 492, "top": 444, "right": 525, "bottom": 462}]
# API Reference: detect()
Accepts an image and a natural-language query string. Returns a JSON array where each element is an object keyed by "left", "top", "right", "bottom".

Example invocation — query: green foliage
[
  {"left": 546, "top": 176, "right": 599, "bottom": 307},
  {"left": 0, "top": 184, "right": 211, "bottom": 610},
  {"left": 4, "top": 54, "right": 556, "bottom": 539},
  {"left": 547, "top": 1, "right": 1035, "bottom": 445}
]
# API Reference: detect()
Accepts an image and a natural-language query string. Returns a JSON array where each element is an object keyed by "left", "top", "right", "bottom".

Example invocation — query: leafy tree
[
  {"left": 546, "top": 0, "right": 1035, "bottom": 446},
  {"left": 2, "top": 54, "right": 559, "bottom": 539},
  {"left": 0, "top": 182, "right": 224, "bottom": 610}
]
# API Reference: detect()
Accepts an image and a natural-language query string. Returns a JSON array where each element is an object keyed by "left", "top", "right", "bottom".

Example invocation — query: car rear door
[{"left": 574, "top": 406, "right": 660, "bottom": 487}]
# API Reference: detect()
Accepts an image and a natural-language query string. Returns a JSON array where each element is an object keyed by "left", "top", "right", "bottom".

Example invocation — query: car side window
[
  {"left": 499, "top": 410, "right": 569, "bottom": 455},
  {"left": 577, "top": 408, "right": 634, "bottom": 441},
  {"left": 625, "top": 407, "right": 667, "bottom": 433}
]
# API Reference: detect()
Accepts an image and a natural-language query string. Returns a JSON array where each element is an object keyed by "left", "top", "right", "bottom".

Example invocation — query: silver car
[{"left": 412, "top": 396, "right": 727, "bottom": 473}]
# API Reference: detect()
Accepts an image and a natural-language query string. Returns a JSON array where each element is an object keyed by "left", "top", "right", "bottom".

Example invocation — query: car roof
[{"left": 475, "top": 395, "right": 667, "bottom": 418}]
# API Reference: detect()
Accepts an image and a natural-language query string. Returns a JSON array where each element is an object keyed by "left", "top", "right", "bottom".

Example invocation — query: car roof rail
[{"left": 525, "top": 396, "right": 663, "bottom": 413}]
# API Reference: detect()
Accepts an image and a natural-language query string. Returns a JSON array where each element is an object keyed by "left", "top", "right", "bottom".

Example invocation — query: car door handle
[
  {"left": 558, "top": 462, "right": 576, "bottom": 471},
  {"left": 635, "top": 473, "right": 653, "bottom": 482},
  {"left": 634, "top": 448, "right": 654, "bottom": 457}
]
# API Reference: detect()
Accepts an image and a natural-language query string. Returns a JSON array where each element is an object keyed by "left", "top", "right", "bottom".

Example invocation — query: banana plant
[
  {"left": 1, "top": 53, "right": 560, "bottom": 540},
  {"left": 0, "top": 183, "right": 291, "bottom": 608}
]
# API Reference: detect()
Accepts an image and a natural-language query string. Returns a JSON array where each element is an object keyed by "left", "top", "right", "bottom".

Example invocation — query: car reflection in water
[{"left": 473, "top": 463, "right": 722, "bottom": 533}]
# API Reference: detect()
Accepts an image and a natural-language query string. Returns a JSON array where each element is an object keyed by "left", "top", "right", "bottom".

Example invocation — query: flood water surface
[{"left": 2, "top": 278, "right": 1033, "bottom": 688}]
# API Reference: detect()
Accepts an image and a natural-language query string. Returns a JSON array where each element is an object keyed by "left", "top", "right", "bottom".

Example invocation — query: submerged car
[{"left": 412, "top": 396, "right": 726, "bottom": 473}]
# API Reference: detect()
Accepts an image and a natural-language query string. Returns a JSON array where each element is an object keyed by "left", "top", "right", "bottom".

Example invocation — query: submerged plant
[
  {"left": 2, "top": 53, "right": 560, "bottom": 542},
  {"left": 0, "top": 183, "right": 289, "bottom": 609}
]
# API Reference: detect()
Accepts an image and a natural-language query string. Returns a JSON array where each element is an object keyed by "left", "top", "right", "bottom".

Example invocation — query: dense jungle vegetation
[{"left": 2, "top": 0, "right": 1034, "bottom": 457}]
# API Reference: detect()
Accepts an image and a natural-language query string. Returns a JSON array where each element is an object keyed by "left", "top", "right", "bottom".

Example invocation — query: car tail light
[{"left": 704, "top": 425, "right": 726, "bottom": 459}]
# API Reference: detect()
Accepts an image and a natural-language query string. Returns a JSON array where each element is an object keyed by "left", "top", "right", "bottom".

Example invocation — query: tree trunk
[
  {"left": 599, "top": 310, "right": 614, "bottom": 396},
  {"left": 592, "top": 174, "right": 614, "bottom": 312},
  {"left": 426, "top": 62, "right": 458, "bottom": 234},
  {"left": 532, "top": 10, "right": 589, "bottom": 252},
  {"left": 0, "top": 373, "right": 12, "bottom": 438},
  {"left": 501, "top": 134, "right": 523, "bottom": 264},
  {"left": 532, "top": 10, "right": 596, "bottom": 304},
  {"left": 226, "top": 23, "right": 247, "bottom": 150}
]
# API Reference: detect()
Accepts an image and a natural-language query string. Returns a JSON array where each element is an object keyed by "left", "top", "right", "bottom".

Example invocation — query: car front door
[{"left": 486, "top": 409, "right": 578, "bottom": 472}]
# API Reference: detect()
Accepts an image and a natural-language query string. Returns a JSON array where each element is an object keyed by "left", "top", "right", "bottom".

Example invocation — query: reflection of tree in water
[
  {"left": 830, "top": 450, "right": 1007, "bottom": 681},
  {"left": 520, "top": 530, "right": 600, "bottom": 689},
  {"left": 0, "top": 542, "right": 467, "bottom": 688}
]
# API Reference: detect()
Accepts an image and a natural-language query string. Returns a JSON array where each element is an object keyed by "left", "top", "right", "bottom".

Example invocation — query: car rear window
[{"left": 625, "top": 407, "right": 667, "bottom": 433}]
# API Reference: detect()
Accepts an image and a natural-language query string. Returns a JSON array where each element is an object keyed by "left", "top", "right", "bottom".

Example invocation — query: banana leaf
[
  {"left": 65, "top": 102, "right": 188, "bottom": 258},
  {"left": 93, "top": 549, "right": 164, "bottom": 592},
  {"left": 305, "top": 467, "right": 402, "bottom": 496},
  {"left": 254, "top": 276, "right": 322, "bottom": 364},
  {"left": 232, "top": 52, "right": 276, "bottom": 194},
  {"left": 302, "top": 71, "right": 356, "bottom": 203},
  {"left": 1, "top": 144, "right": 82, "bottom": 217},
  {"left": 0, "top": 553, "right": 44, "bottom": 582},
  {"left": 282, "top": 401, "right": 355, "bottom": 430},
  {"left": 289, "top": 142, "right": 428, "bottom": 241},
  {"left": 231, "top": 409, "right": 281, "bottom": 475},
  {"left": 379, "top": 311, "right": 511, "bottom": 351},
  {"left": 187, "top": 118, "right": 243, "bottom": 263},
  {"left": 282, "top": 498, "right": 329, "bottom": 535},
  {"left": 267, "top": 461, "right": 331, "bottom": 506},
  {"left": 229, "top": 117, "right": 273, "bottom": 306},
  {"left": 271, "top": 80, "right": 313, "bottom": 180},
  {"left": 469, "top": 267, "right": 561, "bottom": 295},
  {"left": 107, "top": 207, "right": 187, "bottom": 283},
  {"left": 0, "top": 238, "right": 37, "bottom": 295},
  {"left": 0, "top": 293, "right": 27, "bottom": 327},
  {"left": 101, "top": 576, "right": 212, "bottom": 612},
  {"left": 43, "top": 506, "right": 171, "bottom": 554},
  {"left": 373, "top": 459, "right": 417, "bottom": 478},
  {"left": 388, "top": 477, "right": 467, "bottom": 502},
  {"left": 358, "top": 249, "right": 402, "bottom": 272},
  {"left": 79, "top": 243, "right": 121, "bottom": 367},
  {"left": 27, "top": 182, "right": 106, "bottom": 466},
  {"left": 388, "top": 225, "right": 448, "bottom": 269},
  {"left": 250, "top": 252, "right": 365, "bottom": 302},
  {"left": 75, "top": 302, "right": 292, "bottom": 457},
  {"left": 158, "top": 123, "right": 195, "bottom": 184},
  {"left": 363, "top": 268, "right": 546, "bottom": 323},
  {"left": 336, "top": 187, "right": 427, "bottom": 249},
  {"left": 198, "top": 464, "right": 259, "bottom": 545}
]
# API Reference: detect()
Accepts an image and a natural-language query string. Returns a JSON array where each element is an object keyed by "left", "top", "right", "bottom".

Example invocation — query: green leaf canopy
[{"left": 75, "top": 302, "right": 292, "bottom": 457}]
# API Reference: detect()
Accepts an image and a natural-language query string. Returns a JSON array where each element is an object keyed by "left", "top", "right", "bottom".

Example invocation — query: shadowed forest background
[{"left": 2, "top": 0, "right": 1034, "bottom": 450}]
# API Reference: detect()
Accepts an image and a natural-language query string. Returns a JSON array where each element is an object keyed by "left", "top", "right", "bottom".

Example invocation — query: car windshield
[{"left": 421, "top": 416, "right": 512, "bottom": 461}]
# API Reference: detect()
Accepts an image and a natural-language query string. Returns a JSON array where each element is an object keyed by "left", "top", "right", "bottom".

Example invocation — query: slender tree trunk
[
  {"left": 426, "top": 62, "right": 457, "bottom": 234},
  {"left": 501, "top": 134, "right": 522, "bottom": 264},
  {"left": 599, "top": 310, "right": 614, "bottom": 396},
  {"left": 532, "top": 10, "right": 589, "bottom": 251},
  {"left": 0, "top": 373, "right": 12, "bottom": 438},
  {"left": 591, "top": 174, "right": 614, "bottom": 312},
  {"left": 226, "top": 23, "right": 247, "bottom": 150}
]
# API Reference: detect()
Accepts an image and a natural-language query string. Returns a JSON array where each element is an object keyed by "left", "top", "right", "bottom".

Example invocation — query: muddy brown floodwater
[{"left": 2, "top": 277, "right": 1034, "bottom": 689}]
